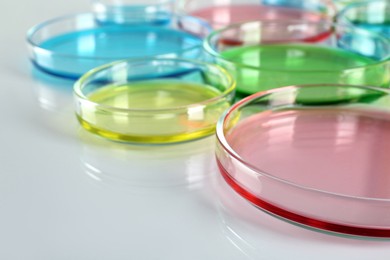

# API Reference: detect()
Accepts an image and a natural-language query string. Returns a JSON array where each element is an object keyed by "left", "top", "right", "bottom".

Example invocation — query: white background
[{"left": 1, "top": 0, "right": 390, "bottom": 259}]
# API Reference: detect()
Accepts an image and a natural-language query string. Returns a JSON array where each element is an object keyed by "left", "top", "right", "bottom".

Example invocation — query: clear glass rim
[
  {"left": 216, "top": 83, "right": 390, "bottom": 202},
  {"left": 337, "top": 0, "right": 389, "bottom": 21},
  {"left": 91, "top": 0, "right": 176, "bottom": 6},
  {"left": 204, "top": 20, "right": 390, "bottom": 73},
  {"left": 180, "top": 0, "right": 337, "bottom": 15},
  {"left": 74, "top": 57, "right": 236, "bottom": 112},
  {"left": 26, "top": 12, "right": 211, "bottom": 61}
]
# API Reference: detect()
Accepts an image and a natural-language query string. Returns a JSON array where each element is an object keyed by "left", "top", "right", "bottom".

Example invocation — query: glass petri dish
[
  {"left": 337, "top": 0, "right": 390, "bottom": 38},
  {"left": 27, "top": 13, "right": 211, "bottom": 79},
  {"left": 74, "top": 58, "right": 235, "bottom": 144},
  {"left": 204, "top": 21, "right": 390, "bottom": 98},
  {"left": 333, "top": 0, "right": 366, "bottom": 10},
  {"left": 91, "top": 0, "right": 176, "bottom": 25},
  {"left": 216, "top": 84, "right": 390, "bottom": 238},
  {"left": 179, "top": 0, "right": 336, "bottom": 29}
]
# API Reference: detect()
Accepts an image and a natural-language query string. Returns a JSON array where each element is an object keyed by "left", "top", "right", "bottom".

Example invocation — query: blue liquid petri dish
[
  {"left": 27, "top": 13, "right": 211, "bottom": 79},
  {"left": 337, "top": 0, "right": 390, "bottom": 38}
]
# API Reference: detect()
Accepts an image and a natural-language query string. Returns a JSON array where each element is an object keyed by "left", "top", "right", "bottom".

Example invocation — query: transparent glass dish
[
  {"left": 74, "top": 58, "right": 235, "bottom": 144},
  {"left": 333, "top": 0, "right": 365, "bottom": 10},
  {"left": 204, "top": 21, "right": 390, "bottom": 98},
  {"left": 91, "top": 0, "right": 176, "bottom": 25},
  {"left": 179, "top": 0, "right": 336, "bottom": 29},
  {"left": 337, "top": 0, "right": 390, "bottom": 38},
  {"left": 216, "top": 84, "right": 390, "bottom": 238},
  {"left": 27, "top": 13, "right": 211, "bottom": 79}
]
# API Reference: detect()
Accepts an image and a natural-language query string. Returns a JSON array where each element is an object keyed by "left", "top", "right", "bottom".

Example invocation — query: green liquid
[
  {"left": 221, "top": 44, "right": 389, "bottom": 96},
  {"left": 78, "top": 80, "right": 230, "bottom": 143}
]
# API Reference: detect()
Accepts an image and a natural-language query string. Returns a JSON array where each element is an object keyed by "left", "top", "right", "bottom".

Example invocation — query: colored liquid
[
  {"left": 341, "top": 1, "right": 390, "bottom": 37},
  {"left": 219, "top": 108, "right": 390, "bottom": 237},
  {"left": 262, "top": 0, "right": 331, "bottom": 10},
  {"left": 220, "top": 44, "right": 386, "bottom": 96},
  {"left": 78, "top": 80, "right": 230, "bottom": 143},
  {"left": 352, "top": 21, "right": 390, "bottom": 38},
  {"left": 334, "top": 0, "right": 361, "bottom": 10},
  {"left": 36, "top": 27, "right": 202, "bottom": 79},
  {"left": 189, "top": 4, "right": 329, "bottom": 29},
  {"left": 227, "top": 108, "right": 390, "bottom": 198}
]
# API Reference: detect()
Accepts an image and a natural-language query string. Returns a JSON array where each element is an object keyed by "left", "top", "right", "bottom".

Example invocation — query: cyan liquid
[
  {"left": 343, "top": 1, "right": 390, "bottom": 37},
  {"left": 220, "top": 44, "right": 387, "bottom": 96},
  {"left": 37, "top": 26, "right": 202, "bottom": 79},
  {"left": 352, "top": 21, "right": 390, "bottom": 38},
  {"left": 78, "top": 80, "right": 230, "bottom": 143}
]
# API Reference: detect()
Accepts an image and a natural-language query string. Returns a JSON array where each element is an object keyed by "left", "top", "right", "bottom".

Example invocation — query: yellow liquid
[{"left": 77, "top": 79, "right": 231, "bottom": 143}]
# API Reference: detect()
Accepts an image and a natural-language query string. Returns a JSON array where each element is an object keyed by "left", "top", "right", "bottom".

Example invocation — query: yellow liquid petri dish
[{"left": 74, "top": 58, "right": 235, "bottom": 144}]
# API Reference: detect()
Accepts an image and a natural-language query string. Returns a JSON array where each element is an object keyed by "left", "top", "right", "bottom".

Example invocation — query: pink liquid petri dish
[
  {"left": 216, "top": 84, "right": 390, "bottom": 238},
  {"left": 180, "top": 0, "right": 336, "bottom": 29}
]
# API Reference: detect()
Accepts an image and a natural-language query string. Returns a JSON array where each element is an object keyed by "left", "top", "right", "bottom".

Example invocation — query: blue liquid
[
  {"left": 341, "top": 0, "right": 390, "bottom": 38},
  {"left": 352, "top": 22, "right": 390, "bottom": 38},
  {"left": 35, "top": 26, "right": 202, "bottom": 79}
]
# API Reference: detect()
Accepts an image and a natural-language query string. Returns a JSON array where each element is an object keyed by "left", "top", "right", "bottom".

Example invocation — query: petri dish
[
  {"left": 179, "top": 0, "right": 336, "bottom": 29},
  {"left": 27, "top": 13, "right": 211, "bottom": 79},
  {"left": 337, "top": 0, "right": 390, "bottom": 38},
  {"left": 91, "top": 0, "right": 176, "bottom": 25},
  {"left": 333, "top": 0, "right": 366, "bottom": 10},
  {"left": 216, "top": 84, "right": 390, "bottom": 238},
  {"left": 74, "top": 58, "right": 235, "bottom": 144},
  {"left": 204, "top": 21, "right": 390, "bottom": 98}
]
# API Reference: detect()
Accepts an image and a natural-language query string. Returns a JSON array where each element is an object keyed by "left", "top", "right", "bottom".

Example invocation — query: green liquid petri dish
[
  {"left": 74, "top": 58, "right": 235, "bottom": 144},
  {"left": 204, "top": 20, "right": 390, "bottom": 98}
]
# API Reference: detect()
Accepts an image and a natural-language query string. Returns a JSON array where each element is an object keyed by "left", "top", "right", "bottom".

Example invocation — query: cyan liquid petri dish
[
  {"left": 333, "top": 0, "right": 366, "bottom": 10},
  {"left": 180, "top": 0, "right": 336, "bottom": 29},
  {"left": 91, "top": 0, "right": 176, "bottom": 25},
  {"left": 216, "top": 84, "right": 390, "bottom": 238},
  {"left": 74, "top": 58, "right": 235, "bottom": 144},
  {"left": 337, "top": 0, "right": 390, "bottom": 38},
  {"left": 204, "top": 20, "right": 390, "bottom": 98},
  {"left": 27, "top": 13, "right": 211, "bottom": 79}
]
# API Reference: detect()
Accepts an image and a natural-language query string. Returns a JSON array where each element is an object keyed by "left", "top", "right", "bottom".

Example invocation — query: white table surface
[{"left": 2, "top": 1, "right": 390, "bottom": 259}]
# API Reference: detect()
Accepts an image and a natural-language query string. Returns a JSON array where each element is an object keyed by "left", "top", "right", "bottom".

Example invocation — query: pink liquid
[
  {"left": 227, "top": 108, "right": 390, "bottom": 199},
  {"left": 219, "top": 108, "right": 390, "bottom": 237},
  {"left": 190, "top": 5, "right": 329, "bottom": 29}
]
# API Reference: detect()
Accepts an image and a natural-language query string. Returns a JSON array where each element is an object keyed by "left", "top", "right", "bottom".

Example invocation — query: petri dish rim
[
  {"left": 216, "top": 84, "right": 390, "bottom": 202},
  {"left": 92, "top": 0, "right": 176, "bottom": 7},
  {"left": 179, "top": 0, "right": 338, "bottom": 24},
  {"left": 336, "top": 0, "right": 390, "bottom": 25},
  {"left": 27, "top": 12, "right": 212, "bottom": 61},
  {"left": 204, "top": 20, "right": 390, "bottom": 73},
  {"left": 74, "top": 57, "right": 236, "bottom": 113}
]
